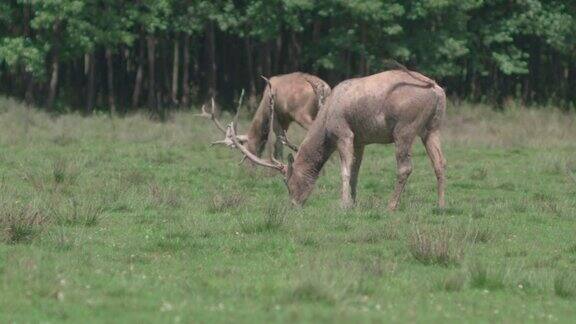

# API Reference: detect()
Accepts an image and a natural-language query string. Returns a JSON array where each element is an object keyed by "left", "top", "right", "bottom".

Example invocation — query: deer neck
[
  {"left": 288, "top": 125, "right": 335, "bottom": 205},
  {"left": 245, "top": 93, "right": 273, "bottom": 156}
]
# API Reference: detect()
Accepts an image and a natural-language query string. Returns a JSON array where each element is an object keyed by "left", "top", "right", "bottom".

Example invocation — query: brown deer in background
[
  {"left": 221, "top": 69, "right": 446, "bottom": 211},
  {"left": 199, "top": 72, "right": 330, "bottom": 159}
]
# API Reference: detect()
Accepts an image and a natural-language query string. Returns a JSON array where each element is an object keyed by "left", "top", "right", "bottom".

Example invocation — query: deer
[
  {"left": 198, "top": 72, "right": 331, "bottom": 159},
  {"left": 219, "top": 68, "right": 446, "bottom": 211}
]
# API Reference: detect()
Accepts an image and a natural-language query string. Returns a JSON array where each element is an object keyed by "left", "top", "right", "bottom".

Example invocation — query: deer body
[
  {"left": 245, "top": 72, "right": 331, "bottom": 158},
  {"left": 288, "top": 70, "right": 446, "bottom": 209},
  {"left": 227, "top": 69, "right": 446, "bottom": 211}
]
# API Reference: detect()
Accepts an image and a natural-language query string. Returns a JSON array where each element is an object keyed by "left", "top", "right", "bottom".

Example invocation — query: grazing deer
[
  {"left": 222, "top": 69, "right": 446, "bottom": 211},
  {"left": 198, "top": 72, "right": 331, "bottom": 159}
]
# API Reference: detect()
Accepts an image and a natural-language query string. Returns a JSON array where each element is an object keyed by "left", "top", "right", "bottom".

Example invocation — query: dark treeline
[{"left": 0, "top": 0, "right": 575, "bottom": 114}]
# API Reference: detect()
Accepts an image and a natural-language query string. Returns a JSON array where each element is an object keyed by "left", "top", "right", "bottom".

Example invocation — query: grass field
[{"left": 1, "top": 97, "right": 575, "bottom": 323}]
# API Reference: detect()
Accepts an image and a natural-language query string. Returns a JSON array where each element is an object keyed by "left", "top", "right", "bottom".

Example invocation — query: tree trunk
[
  {"left": 132, "top": 36, "right": 145, "bottom": 109},
  {"left": 244, "top": 38, "right": 258, "bottom": 111},
  {"left": 105, "top": 48, "right": 116, "bottom": 114},
  {"left": 23, "top": 1, "right": 31, "bottom": 37},
  {"left": 47, "top": 21, "right": 62, "bottom": 111},
  {"left": 359, "top": 23, "right": 367, "bottom": 76},
  {"left": 22, "top": 0, "right": 33, "bottom": 104},
  {"left": 146, "top": 35, "right": 157, "bottom": 112},
  {"left": 273, "top": 34, "right": 283, "bottom": 74},
  {"left": 311, "top": 21, "right": 321, "bottom": 75},
  {"left": 181, "top": 34, "right": 190, "bottom": 108},
  {"left": 85, "top": 53, "right": 96, "bottom": 114},
  {"left": 262, "top": 41, "right": 271, "bottom": 78},
  {"left": 206, "top": 22, "right": 217, "bottom": 99},
  {"left": 24, "top": 77, "right": 35, "bottom": 105},
  {"left": 289, "top": 33, "right": 301, "bottom": 71},
  {"left": 171, "top": 36, "right": 180, "bottom": 106}
]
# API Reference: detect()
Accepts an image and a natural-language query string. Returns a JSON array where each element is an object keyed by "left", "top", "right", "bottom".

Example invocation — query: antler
[
  {"left": 198, "top": 92, "right": 249, "bottom": 147},
  {"left": 227, "top": 120, "right": 287, "bottom": 174},
  {"left": 216, "top": 80, "right": 287, "bottom": 173},
  {"left": 195, "top": 98, "right": 227, "bottom": 135}
]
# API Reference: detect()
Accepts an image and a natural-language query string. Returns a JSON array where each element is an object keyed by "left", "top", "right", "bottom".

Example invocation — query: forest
[{"left": 0, "top": 0, "right": 575, "bottom": 114}]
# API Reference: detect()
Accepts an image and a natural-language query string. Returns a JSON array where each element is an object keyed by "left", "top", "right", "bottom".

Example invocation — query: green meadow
[{"left": 1, "top": 97, "right": 575, "bottom": 323}]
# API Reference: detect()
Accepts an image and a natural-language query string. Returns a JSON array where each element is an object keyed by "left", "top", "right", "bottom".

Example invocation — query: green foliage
[
  {"left": 0, "top": 37, "right": 47, "bottom": 77},
  {"left": 0, "top": 0, "right": 575, "bottom": 109}
]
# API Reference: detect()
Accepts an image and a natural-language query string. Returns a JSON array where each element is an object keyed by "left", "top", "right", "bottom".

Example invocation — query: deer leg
[
  {"left": 350, "top": 144, "right": 364, "bottom": 201},
  {"left": 422, "top": 130, "right": 446, "bottom": 208},
  {"left": 338, "top": 136, "right": 356, "bottom": 209},
  {"left": 388, "top": 133, "right": 415, "bottom": 211}
]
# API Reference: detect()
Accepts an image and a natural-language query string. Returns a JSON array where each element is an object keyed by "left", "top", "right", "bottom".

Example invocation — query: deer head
[{"left": 224, "top": 85, "right": 331, "bottom": 206}]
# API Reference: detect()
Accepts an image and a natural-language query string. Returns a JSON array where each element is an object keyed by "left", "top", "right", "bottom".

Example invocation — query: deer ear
[{"left": 287, "top": 154, "right": 294, "bottom": 178}]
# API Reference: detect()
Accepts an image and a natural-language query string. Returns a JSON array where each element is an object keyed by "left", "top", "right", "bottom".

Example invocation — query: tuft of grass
[
  {"left": 359, "top": 195, "right": 387, "bottom": 220},
  {"left": 432, "top": 207, "right": 464, "bottom": 216},
  {"left": 49, "top": 228, "right": 74, "bottom": 251},
  {"left": 148, "top": 182, "right": 181, "bottom": 208},
  {"left": 21, "top": 170, "right": 48, "bottom": 192},
  {"left": 238, "top": 203, "right": 287, "bottom": 234},
  {"left": 554, "top": 272, "right": 576, "bottom": 299},
  {"left": 347, "top": 223, "right": 398, "bottom": 244},
  {"left": 263, "top": 203, "right": 287, "bottom": 232},
  {"left": 468, "top": 262, "right": 504, "bottom": 290},
  {"left": 52, "top": 133, "right": 77, "bottom": 147},
  {"left": 440, "top": 272, "right": 466, "bottom": 292},
  {"left": 288, "top": 281, "right": 335, "bottom": 305},
  {"left": 207, "top": 192, "right": 244, "bottom": 214},
  {"left": 470, "top": 167, "right": 488, "bottom": 181},
  {"left": 154, "top": 231, "right": 195, "bottom": 253},
  {"left": 120, "top": 169, "right": 150, "bottom": 186},
  {"left": 532, "top": 193, "right": 562, "bottom": 216},
  {"left": 463, "top": 225, "right": 493, "bottom": 244},
  {"left": 0, "top": 201, "right": 50, "bottom": 244},
  {"left": 408, "top": 226, "right": 464, "bottom": 266},
  {"left": 58, "top": 198, "right": 103, "bottom": 227},
  {"left": 471, "top": 209, "right": 485, "bottom": 219},
  {"left": 52, "top": 158, "right": 76, "bottom": 185},
  {"left": 297, "top": 234, "right": 318, "bottom": 247}
]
